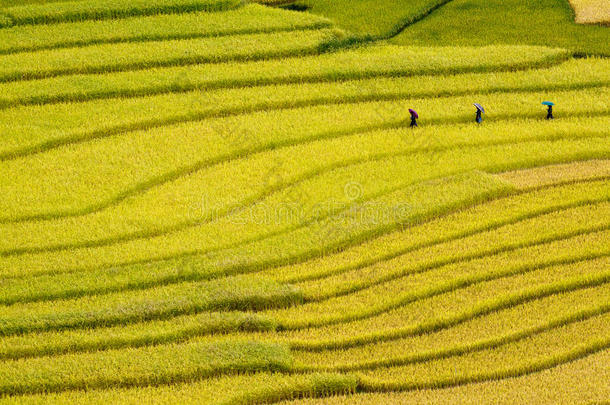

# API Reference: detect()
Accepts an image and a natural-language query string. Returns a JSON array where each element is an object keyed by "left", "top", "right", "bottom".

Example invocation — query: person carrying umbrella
[
  {"left": 542, "top": 101, "right": 554, "bottom": 120},
  {"left": 409, "top": 108, "right": 419, "bottom": 128},
  {"left": 474, "top": 103, "right": 485, "bottom": 124}
]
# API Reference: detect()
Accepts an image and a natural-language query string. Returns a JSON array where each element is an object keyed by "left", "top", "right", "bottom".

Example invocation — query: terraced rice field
[{"left": 0, "top": 0, "right": 608, "bottom": 403}]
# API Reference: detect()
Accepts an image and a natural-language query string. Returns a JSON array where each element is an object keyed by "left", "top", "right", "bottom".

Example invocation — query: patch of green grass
[
  {"left": 260, "top": 0, "right": 452, "bottom": 38},
  {"left": 0, "top": 311, "right": 279, "bottom": 360},
  {"left": 0, "top": 264, "right": 606, "bottom": 397},
  {"left": 392, "top": 0, "right": 610, "bottom": 56}
]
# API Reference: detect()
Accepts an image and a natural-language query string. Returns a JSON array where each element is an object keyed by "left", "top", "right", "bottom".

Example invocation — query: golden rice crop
[
  {"left": 0, "top": 28, "right": 339, "bottom": 82},
  {"left": 0, "top": 177, "right": 603, "bottom": 315},
  {"left": 1, "top": 136, "right": 608, "bottom": 278},
  {"left": 281, "top": 350, "right": 610, "bottom": 404},
  {"left": 498, "top": 159, "right": 610, "bottom": 189},
  {"left": 0, "top": 44, "right": 578, "bottom": 110},
  {"left": 1, "top": 116, "right": 607, "bottom": 251},
  {"left": 0, "top": 0, "right": 241, "bottom": 28},
  {"left": 0, "top": 340, "right": 292, "bottom": 396},
  {"left": 266, "top": 179, "right": 610, "bottom": 283},
  {"left": 0, "top": 4, "right": 332, "bottom": 54},
  {"left": 0, "top": 88, "right": 607, "bottom": 223},
  {"left": 0, "top": 280, "right": 604, "bottom": 362},
  {"left": 1, "top": 1, "right": 608, "bottom": 401}
]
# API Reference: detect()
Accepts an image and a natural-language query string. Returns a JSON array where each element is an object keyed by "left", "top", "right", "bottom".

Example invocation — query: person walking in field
[
  {"left": 409, "top": 109, "right": 419, "bottom": 127},
  {"left": 474, "top": 103, "right": 485, "bottom": 124},
  {"left": 543, "top": 101, "right": 555, "bottom": 120}
]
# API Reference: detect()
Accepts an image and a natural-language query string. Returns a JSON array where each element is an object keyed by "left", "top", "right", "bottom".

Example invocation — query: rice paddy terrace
[{"left": 0, "top": 0, "right": 608, "bottom": 403}]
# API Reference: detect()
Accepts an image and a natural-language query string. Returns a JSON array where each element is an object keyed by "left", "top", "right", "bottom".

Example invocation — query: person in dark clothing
[
  {"left": 474, "top": 103, "right": 484, "bottom": 124},
  {"left": 475, "top": 109, "right": 482, "bottom": 124},
  {"left": 542, "top": 101, "right": 555, "bottom": 120},
  {"left": 409, "top": 109, "right": 418, "bottom": 128}
]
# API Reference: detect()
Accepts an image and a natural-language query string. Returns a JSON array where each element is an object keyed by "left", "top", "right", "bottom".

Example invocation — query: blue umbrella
[
  {"left": 542, "top": 101, "right": 555, "bottom": 106},
  {"left": 473, "top": 103, "right": 485, "bottom": 113}
]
